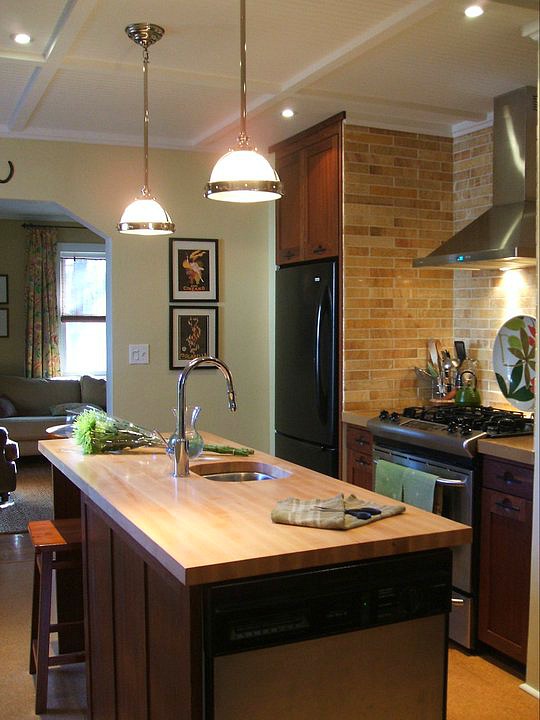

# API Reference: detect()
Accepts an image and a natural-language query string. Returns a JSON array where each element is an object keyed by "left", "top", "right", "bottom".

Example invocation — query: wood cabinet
[
  {"left": 345, "top": 425, "right": 373, "bottom": 490},
  {"left": 478, "top": 456, "right": 533, "bottom": 664},
  {"left": 270, "top": 113, "right": 344, "bottom": 266}
]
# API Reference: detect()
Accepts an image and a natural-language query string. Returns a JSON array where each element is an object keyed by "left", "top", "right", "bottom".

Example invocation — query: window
[{"left": 58, "top": 244, "right": 106, "bottom": 377}]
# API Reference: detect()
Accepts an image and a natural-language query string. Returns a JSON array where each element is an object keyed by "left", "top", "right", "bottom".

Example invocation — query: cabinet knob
[
  {"left": 495, "top": 499, "right": 520, "bottom": 513},
  {"left": 312, "top": 245, "right": 327, "bottom": 254},
  {"left": 499, "top": 470, "right": 521, "bottom": 486}
]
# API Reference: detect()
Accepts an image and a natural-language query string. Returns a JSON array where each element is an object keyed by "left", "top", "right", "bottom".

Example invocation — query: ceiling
[{"left": 0, "top": 0, "right": 538, "bottom": 220}]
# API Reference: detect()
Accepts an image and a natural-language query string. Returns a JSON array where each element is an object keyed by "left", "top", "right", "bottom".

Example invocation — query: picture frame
[
  {"left": 0, "top": 308, "right": 8, "bottom": 338},
  {"left": 0, "top": 275, "right": 7, "bottom": 304},
  {"left": 169, "top": 306, "right": 218, "bottom": 369},
  {"left": 169, "top": 238, "right": 218, "bottom": 302}
]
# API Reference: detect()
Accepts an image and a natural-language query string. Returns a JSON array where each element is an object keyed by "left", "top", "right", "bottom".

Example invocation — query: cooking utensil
[
  {"left": 427, "top": 339, "right": 439, "bottom": 370},
  {"left": 454, "top": 340, "right": 467, "bottom": 367}
]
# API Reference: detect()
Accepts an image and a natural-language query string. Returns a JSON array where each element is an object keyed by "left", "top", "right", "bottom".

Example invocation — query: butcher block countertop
[{"left": 39, "top": 433, "right": 471, "bottom": 587}]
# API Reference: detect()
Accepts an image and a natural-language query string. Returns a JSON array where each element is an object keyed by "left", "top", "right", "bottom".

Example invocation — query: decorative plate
[{"left": 492, "top": 315, "right": 536, "bottom": 411}]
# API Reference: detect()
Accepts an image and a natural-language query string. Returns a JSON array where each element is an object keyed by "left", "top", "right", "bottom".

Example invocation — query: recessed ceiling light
[
  {"left": 281, "top": 108, "right": 295, "bottom": 119},
  {"left": 12, "top": 32, "right": 32, "bottom": 45},
  {"left": 464, "top": 5, "right": 484, "bottom": 18}
]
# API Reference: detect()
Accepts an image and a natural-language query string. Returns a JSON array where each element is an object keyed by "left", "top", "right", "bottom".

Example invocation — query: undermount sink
[{"left": 192, "top": 460, "right": 290, "bottom": 482}]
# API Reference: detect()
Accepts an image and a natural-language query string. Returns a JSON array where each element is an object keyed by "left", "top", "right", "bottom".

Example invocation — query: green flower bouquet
[{"left": 72, "top": 409, "right": 166, "bottom": 455}]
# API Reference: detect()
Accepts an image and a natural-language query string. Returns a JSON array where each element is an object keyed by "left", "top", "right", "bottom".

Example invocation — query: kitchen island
[{"left": 39, "top": 433, "right": 471, "bottom": 720}]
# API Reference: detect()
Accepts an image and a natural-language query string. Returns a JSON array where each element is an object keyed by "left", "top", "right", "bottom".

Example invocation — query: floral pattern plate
[{"left": 493, "top": 315, "right": 536, "bottom": 411}]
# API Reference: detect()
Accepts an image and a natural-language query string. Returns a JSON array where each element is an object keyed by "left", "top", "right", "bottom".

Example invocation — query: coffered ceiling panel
[{"left": 0, "top": 0, "right": 538, "bottom": 152}]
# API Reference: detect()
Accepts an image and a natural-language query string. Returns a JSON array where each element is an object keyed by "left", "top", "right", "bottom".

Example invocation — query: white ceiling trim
[
  {"left": 8, "top": 0, "right": 99, "bottom": 132},
  {"left": 192, "top": 0, "right": 448, "bottom": 148}
]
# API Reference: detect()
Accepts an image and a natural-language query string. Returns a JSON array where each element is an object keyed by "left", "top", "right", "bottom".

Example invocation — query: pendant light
[
  {"left": 205, "top": 0, "right": 282, "bottom": 203},
  {"left": 117, "top": 23, "right": 175, "bottom": 235}
]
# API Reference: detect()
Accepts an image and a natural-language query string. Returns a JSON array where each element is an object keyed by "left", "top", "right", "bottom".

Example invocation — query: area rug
[{"left": 0, "top": 457, "right": 53, "bottom": 533}]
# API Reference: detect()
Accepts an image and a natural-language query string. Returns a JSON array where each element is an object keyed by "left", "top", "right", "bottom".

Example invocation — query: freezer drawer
[{"left": 275, "top": 432, "right": 338, "bottom": 478}]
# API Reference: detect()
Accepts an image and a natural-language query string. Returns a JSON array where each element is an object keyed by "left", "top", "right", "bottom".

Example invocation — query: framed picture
[
  {"left": 0, "top": 308, "right": 8, "bottom": 338},
  {"left": 169, "top": 306, "right": 218, "bottom": 369},
  {"left": 169, "top": 238, "right": 218, "bottom": 302},
  {"left": 0, "top": 275, "right": 7, "bottom": 304}
]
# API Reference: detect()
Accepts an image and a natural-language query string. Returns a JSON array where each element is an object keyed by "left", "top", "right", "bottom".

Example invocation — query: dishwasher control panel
[{"left": 204, "top": 548, "right": 452, "bottom": 656}]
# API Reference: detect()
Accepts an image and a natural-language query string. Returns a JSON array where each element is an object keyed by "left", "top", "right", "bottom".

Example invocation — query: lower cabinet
[
  {"left": 346, "top": 425, "right": 373, "bottom": 490},
  {"left": 478, "top": 456, "right": 533, "bottom": 664},
  {"left": 82, "top": 497, "right": 204, "bottom": 720}
]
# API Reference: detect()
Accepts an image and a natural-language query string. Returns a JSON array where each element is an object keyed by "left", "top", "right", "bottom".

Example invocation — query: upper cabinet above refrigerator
[{"left": 270, "top": 112, "right": 345, "bottom": 266}]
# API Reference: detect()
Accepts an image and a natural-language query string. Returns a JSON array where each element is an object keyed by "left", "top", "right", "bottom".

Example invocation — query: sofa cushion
[
  {"left": 0, "top": 395, "right": 17, "bottom": 418},
  {"left": 50, "top": 402, "right": 102, "bottom": 416},
  {"left": 80, "top": 375, "right": 106, "bottom": 410},
  {"left": 0, "top": 376, "right": 82, "bottom": 416}
]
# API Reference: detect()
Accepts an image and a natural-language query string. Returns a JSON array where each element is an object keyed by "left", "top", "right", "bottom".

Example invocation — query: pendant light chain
[
  {"left": 142, "top": 45, "right": 150, "bottom": 194},
  {"left": 238, "top": 0, "right": 249, "bottom": 148}
]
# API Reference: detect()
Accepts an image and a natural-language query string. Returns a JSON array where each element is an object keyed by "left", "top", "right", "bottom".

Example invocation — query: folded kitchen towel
[
  {"left": 402, "top": 467, "right": 438, "bottom": 512},
  {"left": 374, "top": 459, "right": 405, "bottom": 501},
  {"left": 271, "top": 493, "right": 405, "bottom": 530}
]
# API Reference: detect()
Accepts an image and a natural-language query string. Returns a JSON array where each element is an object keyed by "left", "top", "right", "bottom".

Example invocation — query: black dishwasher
[{"left": 204, "top": 548, "right": 452, "bottom": 720}]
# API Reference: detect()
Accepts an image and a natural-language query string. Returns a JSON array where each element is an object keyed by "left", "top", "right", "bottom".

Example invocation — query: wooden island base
[{"left": 41, "top": 435, "right": 471, "bottom": 719}]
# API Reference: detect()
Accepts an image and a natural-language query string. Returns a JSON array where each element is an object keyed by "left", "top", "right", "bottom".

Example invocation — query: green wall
[{"left": 0, "top": 137, "right": 274, "bottom": 452}]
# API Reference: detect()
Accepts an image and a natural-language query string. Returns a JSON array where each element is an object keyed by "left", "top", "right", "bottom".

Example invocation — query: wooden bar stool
[{"left": 28, "top": 518, "right": 85, "bottom": 715}]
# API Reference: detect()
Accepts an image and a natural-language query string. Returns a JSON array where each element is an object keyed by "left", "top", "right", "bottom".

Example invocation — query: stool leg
[
  {"left": 35, "top": 552, "right": 53, "bottom": 715},
  {"left": 29, "top": 553, "right": 40, "bottom": 675}
]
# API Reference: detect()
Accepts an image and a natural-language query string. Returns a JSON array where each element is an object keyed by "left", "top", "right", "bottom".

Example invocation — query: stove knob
[
  {"left": 460, "top": 425, "right": 472, "bottom": 437},
  {"left": 447, "top": 422, "right": 458, "bottom": 434},
  {"left": 379, "top": 410, "right": 390, "bottom": 421},
  {"left": 390, "top": 412, "right": 400, "bottom": 423}
]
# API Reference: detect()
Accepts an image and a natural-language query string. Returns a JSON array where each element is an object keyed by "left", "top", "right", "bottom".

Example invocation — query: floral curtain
[{"left": 25, "top": 226, "right": 61, "bottom": 378}]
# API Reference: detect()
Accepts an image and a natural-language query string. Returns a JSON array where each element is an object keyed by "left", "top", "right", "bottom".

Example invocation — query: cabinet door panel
[
  {"left": 305, "top": 135, "right": 340, "bottom": 260},
  {"left": 276, "top": 151, "right": 303, "bottom": 264},
  {"left": 478, "top": 487, "right": 532, "bottom": 663},
  {"left": 347, "top": 450, "right": 373, "bottom": 490}
]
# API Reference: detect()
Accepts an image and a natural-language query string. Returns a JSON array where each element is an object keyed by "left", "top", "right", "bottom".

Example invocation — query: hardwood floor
[{"left": 0, "top": 532, "right": 537, "bottom": 719}]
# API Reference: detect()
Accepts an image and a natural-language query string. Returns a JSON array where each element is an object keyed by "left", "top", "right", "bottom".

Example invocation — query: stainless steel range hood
[{"left": 414, "top": 86, "right": 537, "bottom": 270}]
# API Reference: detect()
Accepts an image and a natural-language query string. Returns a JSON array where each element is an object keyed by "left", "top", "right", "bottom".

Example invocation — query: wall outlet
[{"left": 129, "top": 344, "right": 149, "bottom": 365}]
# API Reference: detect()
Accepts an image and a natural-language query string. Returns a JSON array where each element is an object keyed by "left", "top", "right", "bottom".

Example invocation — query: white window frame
[{"left": 57, "top": 243, "right": 107, "bottom": 378}]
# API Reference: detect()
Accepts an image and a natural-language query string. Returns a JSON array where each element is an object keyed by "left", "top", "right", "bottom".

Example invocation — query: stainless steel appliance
[
  {"left": 275, "top": 260, "right": 338, "bottom": 477},
  {"left": 367, "top": 405, "right": 534, "bottom": 650},
  {"left": 414, "top": 85, "right": 537, "bottom": 270},
  {"left": 204, "top": 548, "right": 452, "bottom": 720}
]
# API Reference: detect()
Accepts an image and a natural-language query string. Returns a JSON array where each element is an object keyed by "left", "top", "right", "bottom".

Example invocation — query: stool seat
[{"left": 28, "top": 518, "right": 85, "bottom": 715}]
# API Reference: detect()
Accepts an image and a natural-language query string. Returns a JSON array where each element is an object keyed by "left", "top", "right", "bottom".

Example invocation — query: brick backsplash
[{"left": 343, "top": 124, "right": 537, "bottom": 415}]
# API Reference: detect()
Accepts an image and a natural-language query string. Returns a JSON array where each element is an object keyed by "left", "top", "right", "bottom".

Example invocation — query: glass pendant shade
[
  {"left": 206, "top": 148, "right": 282, "bottom": 203},
  {"left": 118, "top": 194, "right": 175, "bottom": 235}
]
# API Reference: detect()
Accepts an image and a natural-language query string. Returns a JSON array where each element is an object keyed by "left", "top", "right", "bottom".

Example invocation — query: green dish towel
[
  {"left": 374, "top": 459, "right": 405, "bottom": 500},
  {"left": 402, "top": 467, "right": 438, "bottom": 512},
  {"left": 271, "top": 493, "right": 406, "bottom": 530}
]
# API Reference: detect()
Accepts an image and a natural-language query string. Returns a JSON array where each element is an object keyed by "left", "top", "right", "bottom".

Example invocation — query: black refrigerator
[{"left": 275, "top": 260, "right": 338, "bottom": 477}]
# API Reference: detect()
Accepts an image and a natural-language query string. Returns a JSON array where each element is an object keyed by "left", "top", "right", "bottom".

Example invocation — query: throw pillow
[
  {"left": 80, "top": 375, "right": 107, "bottom": 410},
  {"left": 0, "top": 395, "right": 17, "bottom": 418}
]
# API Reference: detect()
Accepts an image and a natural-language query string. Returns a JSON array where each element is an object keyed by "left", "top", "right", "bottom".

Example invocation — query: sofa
[{"left": 0, "top": 375, "right": 106, "bottom": 456}]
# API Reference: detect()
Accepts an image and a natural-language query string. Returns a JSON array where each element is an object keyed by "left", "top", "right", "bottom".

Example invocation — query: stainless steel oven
[
  {"left": 372, "top": 443, "right": 475, "bottom": 649},
  {"left": 367, "top": 404, "right": 534, "bottom": 651}
]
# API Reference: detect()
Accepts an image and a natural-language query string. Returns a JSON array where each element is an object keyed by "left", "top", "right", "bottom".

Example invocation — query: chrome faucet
[{"left": 173, "top": 356, "right": 237, "bottom": 478}]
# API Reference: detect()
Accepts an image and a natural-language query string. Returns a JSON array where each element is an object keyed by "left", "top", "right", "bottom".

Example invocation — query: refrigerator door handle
[{"left": 314, "top": 285, "right": 332, "bottom": 423}]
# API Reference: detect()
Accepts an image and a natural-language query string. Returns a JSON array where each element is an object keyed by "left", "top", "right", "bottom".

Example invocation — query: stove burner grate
[{"left": 401, "top": 405, "right": 534, "bottom": 437}]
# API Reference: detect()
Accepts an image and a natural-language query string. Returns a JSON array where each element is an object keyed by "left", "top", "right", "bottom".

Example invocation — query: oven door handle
[{"left": 436, "top": 478, "right": 467, "bottom": 487}]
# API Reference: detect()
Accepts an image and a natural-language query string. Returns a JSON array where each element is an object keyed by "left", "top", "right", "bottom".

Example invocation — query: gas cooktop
[{"left": 367, "top": 405, "right": 534, "bottom": 459}]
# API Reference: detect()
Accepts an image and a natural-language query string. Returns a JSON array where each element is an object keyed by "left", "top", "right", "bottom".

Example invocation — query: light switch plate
[{"left": 129, "top": 344, "right": 149, "bottom": 364}]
